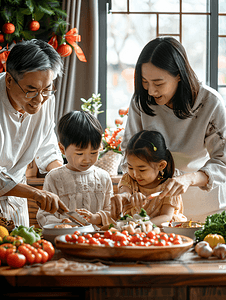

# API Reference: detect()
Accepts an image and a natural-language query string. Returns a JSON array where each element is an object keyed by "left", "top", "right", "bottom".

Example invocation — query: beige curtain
[{"left": 54, "top": 0, "right": 99, "bottom": 123}]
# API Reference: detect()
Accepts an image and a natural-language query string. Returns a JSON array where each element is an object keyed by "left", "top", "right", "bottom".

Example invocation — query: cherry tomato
[
  {"left": 89, "top": 238, "right": 100, "bottom": 245},
  {"left": 7, "top": 253, "right": 26, "bottom": 268},
  {"left": 121, "top": 230, "right": 129, "bottom": 237},
  {"left": 104, "top": 230, "right": 112, "bottom": 239},
  {"left": 159, "top": 233, "right": 169, "bottom": 242},
  {"left": 157, "top": 239, "right": 166, "bottom": 246},
  {"left": 71, "top": 234, "right": 79, "bottom": 243},
  {"left": 77, "top": 236, "right": 86, "bottom": 244},
  {"left": 93, "top": 233, "right": 101, "bottom": 239},
  {"left": 74, "top": 231, "right": 81, "bottom": 236},
  {"left": 65, "top": 234, "right": 72, "bottom": 242},
  {"left": 84, "top": 233, "right": 92, "bottom": 240},
  {"left": 147, "top": 231, "right": 156, "bottom": 239}
]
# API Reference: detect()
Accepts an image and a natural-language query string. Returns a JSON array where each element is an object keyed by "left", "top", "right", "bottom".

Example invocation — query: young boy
[{"left": 36, "top": 111, "right": 113, "bottom": 227}]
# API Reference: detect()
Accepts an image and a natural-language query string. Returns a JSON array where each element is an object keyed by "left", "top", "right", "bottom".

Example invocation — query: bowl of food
[
  {"left": 161, "top": 221, "right": 204, "bottom": 240},
  {"left": 42, "top": 223, "right": 95, "bottom": 244}
]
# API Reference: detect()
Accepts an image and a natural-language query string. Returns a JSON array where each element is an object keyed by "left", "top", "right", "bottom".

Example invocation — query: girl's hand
[
  {"left": 76, "top": 209, "right": 101, "bottom": 225},
  {"left": 129, "top": 192, "right": 146, "bottom": 211},
  {"left": 111, "top": 193, "right": 131, "bottom": 220}
]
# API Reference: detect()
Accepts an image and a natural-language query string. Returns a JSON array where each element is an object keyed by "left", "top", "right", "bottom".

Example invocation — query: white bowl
[
  {"left": 42, "top": 223, "right": 95, "bottom": 244},
  {"left": 161, "top": 221, "right": 203, "bottom": 240}
]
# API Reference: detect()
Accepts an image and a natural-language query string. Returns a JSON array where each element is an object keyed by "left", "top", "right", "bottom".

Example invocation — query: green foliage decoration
[{"left": 0, "top": 0, "right": 68, "bottom": 46}]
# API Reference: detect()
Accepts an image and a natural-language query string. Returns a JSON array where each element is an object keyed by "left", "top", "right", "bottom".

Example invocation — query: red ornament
[
  {"left": 29, "top": 20, "right": 40, "bottom": 31},
  {"left": 0, "top": 34, "right": 4, "bottom": 43},
  {"left": 2, "top": 22, "right": 15, "bottom": 34},
  {"left": 57, "top": 43, "right": 73, "bottom": 57}
]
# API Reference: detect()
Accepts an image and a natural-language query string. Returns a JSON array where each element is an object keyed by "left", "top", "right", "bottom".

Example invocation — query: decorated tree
[{"left": 0, "top": 0, "right": 86, "bottom": 71}]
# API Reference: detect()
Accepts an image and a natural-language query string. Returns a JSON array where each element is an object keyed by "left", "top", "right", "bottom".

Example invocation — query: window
[{"left": 98, "top": 0, "right": 226, "bottom": 128}]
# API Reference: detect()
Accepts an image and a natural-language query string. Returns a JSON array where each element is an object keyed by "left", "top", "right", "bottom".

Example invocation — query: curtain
[{"left": 54, "top": 0, "right": 99, "bottom": 123}]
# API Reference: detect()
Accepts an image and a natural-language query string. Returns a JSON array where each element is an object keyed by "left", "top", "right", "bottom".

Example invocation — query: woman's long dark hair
[
  {"left": 125, "top": 130, "right": 174, "bottom": 183},
  {"left": 134, "top": 37, "right": 200, "bottom": 119}
]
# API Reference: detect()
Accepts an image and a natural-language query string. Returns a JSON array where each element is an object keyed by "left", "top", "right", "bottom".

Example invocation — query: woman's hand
[
  {"left": 159, "top": 171, "right": 209, "bottom": 199},
  {"left": 76, "top": 209, "right": 101, "bottom": 225},
  {"left": 129, "top": 192, "right": 146, "bottom": 210}
]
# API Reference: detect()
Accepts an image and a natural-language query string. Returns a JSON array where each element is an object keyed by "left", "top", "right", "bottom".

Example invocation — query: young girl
[
  {"left": 111, "top": 130, "right": 187, "bottom": 226},
  {"left": 37, "top": 111, "right": 113, "bottom": 228}
]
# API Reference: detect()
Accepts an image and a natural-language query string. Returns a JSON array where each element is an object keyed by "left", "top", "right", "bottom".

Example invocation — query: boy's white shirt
[{"left": 36, "top": 165, "right": 114, "bottom": 227}]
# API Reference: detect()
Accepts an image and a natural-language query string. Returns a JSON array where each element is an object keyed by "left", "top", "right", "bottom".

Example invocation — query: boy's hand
[
  {"left": 76, "top": 208, "right": 101, "bottom": 225},
  {"left": 61, "top": 218, "right": 72, "bottom": 223}
]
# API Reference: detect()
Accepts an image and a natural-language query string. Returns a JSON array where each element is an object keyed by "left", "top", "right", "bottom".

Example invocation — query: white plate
[
  {"left": 161, "top": 221, "right": 203, "bottom": 240},
  {"left": 42, "top": 223, "right": 94, "bottom": 244}
]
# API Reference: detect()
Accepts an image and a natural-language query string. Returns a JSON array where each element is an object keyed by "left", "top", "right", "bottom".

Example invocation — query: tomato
[
  {"left": 37, "top": 248, "right": 49, "bottom": 263},
  {"left": 34, "top": 252, "right": 42, "bottom": 264},
  {"left": 121, "top": 230, "right": 129, "bottom": 237},
  {"left": 18, "top": 245, "right": 35, "bottom": 264},
  {"left": 173, "top": 239, "right": 183, "bottom": 245},
  {"left": 159, "top": 233, "right": 169, "bottom": 242},
  {"left": 71, "top": 234, "right": 79, "bottom": 243},
  {"left": 143, "top": 237, "right": 150, "bottom": 243},
  {"left": 7, "top": 253, "right": 26, "bottom": 268},
  {"left": 169, "top": 233, "right": 176, "bottom": 239},
  {"left": 73, "top": 231, "right": 81, "bottom": 236},
  {"left": 77, "top": 236, "right": 86, "bottom": 244},
  {"left": 84, "top": 233, "right": 92, "bottom": 240},
  {"left": 65, "top": 234, "right": 72, "bottom": 242},
  {"left": 104, "top": 230, "right": 112, "bottom": 239},
  {"left": 42, "top": 242, "right": 55, "bottom": 260},
  {"left": 0, "top": 244, "right": 16, "bottom": 264},
  {"left": 131, "top": 234, "right": 142, "bottom": 244},
  {"left": 147, "top": 231, "right": 156, "bottom": 239},
  {"left": 89, "top": 238, "right": 100, "bottom": 245},
  {"left": 93, "top": 233, "right": 101, "bottom": 239},
  {"left": 157, "top": 239, "right": 166, "bottom": 246}
]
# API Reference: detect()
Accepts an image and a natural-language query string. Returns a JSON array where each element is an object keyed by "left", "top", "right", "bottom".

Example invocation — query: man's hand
[{"left": 34, "top": 190, "right": 69, "bottom": 214}]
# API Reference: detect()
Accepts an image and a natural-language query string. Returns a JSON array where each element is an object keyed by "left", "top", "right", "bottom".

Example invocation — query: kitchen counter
[{"left": 1, "top": 247, "right": 226, "bottom": 299}]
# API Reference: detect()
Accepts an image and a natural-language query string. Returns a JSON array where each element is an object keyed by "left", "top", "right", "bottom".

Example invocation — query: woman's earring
[{"left": 158, "top": 170, "right": 164, "bottom": 180}]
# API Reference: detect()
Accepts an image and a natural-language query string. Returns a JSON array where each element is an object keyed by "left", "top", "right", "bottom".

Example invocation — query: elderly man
[{"left": 0, "top": 39, "right": 68, "bottom": 226}]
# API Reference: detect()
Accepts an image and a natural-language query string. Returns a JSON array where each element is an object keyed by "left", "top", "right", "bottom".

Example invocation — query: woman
[{"left": 121, "top": 36, "right": 226, "bottom": 222}]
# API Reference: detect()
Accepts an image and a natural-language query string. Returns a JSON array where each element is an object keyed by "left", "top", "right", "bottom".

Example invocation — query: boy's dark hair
[
  {"left": 134, "top": 36, "right": 200, "bottom": 119},
  {"left": 125, "top": 130, "right": 175, "bottom": 182},
  {"left": 57, "top": 111, "right": 103, "bottom": 150}
]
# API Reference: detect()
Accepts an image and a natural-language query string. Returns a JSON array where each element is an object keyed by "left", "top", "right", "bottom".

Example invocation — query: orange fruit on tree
[
  {"left": 57, "top": 43, "right": 73, "bottom": 57},
  {"left": 29, "top": 20, "right": 40, "bottom": 31},
  {"left": 0, "top": 34, "right": 4, "bottom": 43},
  {"left": 2, "top": 22, "right": 15, "bottom": 34}
]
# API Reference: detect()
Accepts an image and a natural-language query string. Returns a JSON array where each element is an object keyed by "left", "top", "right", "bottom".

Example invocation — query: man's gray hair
[{"left": 6, "top": 39, "right": 63, "bottom": 81}]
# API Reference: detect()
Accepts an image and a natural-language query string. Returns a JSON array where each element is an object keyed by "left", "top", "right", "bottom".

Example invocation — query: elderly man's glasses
[{"left": 9, "top": 73, "right": 57, "bottom": 99}]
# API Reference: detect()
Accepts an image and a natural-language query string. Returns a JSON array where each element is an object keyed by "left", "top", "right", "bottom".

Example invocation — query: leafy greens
[{"left": 195, "top": 211, "right": 226, "bottom": 242}]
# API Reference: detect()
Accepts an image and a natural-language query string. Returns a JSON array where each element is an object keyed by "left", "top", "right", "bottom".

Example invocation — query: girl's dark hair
[
  {"left": 6, "top": 39, "right": 63, "bottom": 81},
  {"left": 57, "top": 111, "right": 103, "bottom": 150},
  {"left": 125, "top": 130, "right": 175, "bottom": 182},
  {"left": 134, "top": 36, "right": 200, "bottom": 119}
]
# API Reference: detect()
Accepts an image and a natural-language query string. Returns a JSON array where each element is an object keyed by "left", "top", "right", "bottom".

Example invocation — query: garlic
[
  {"left": 195, "top": 241, "right": 213, "bottom": 258},
  {"left": 213, "top": 243, "right": 226, "bottom": 259}
]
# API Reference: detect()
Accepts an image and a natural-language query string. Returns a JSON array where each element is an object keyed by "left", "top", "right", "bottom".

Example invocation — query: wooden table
[{"left": 1, "top": 247, "right": 226, "bottom": 300}]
